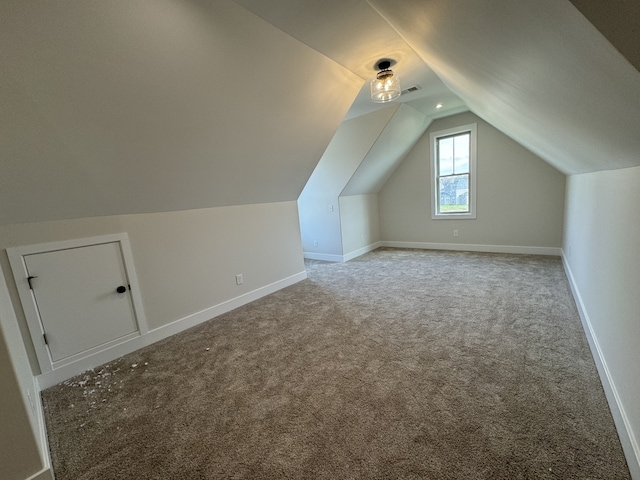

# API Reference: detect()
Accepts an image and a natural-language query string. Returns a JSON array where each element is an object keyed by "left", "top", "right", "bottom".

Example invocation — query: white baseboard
[
  {"left": 381, "top": 241, "right": 561, "bottom": 256},
  {"left": 302, "top": 252, "right": 345, "bottom": 262},
  {"left": 32, "top": 374, "right": 52, "bottom": 478},
  {"left": 343, "top": 242, "right": 382, "bottom": 262},
  {"left": 37, "top": 271, "right": 307, "bottom": 389},
  {"left": 25, "top": 467, "right": 54, "bottom": 480},
  {"left": 304, "top": 242, "right": 382, "bottom": 263},
  {"left": 562, "top": 252, "right": 640, "bottom": 479}
]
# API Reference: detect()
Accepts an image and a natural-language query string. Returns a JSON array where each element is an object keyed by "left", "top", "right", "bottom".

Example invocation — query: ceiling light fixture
[
  {"left": 371, "top": 59, "right": 401, "bottom": 103},
  {"left": 436, "top": 103, "right": 443, "bottom": 109}
]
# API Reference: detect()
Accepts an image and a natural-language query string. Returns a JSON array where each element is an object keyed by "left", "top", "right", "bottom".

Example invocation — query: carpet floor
[{"left": 41, "top": 248, "right": 630, "bottom": 479}]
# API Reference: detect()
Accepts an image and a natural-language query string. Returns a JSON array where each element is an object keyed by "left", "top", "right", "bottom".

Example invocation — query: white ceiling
[
  {"left": 232, "top": 0, "right": 467, "bottom": 120},
  {"left": 368, "top": 0, "right": 640, "bottom": 174},
  {"left": 0, "top": 0, "right": 362, "bottom": 225},
  {"left": 235, "top": 0, "right": 640, "bottom": 175},
  {"left": 1, "top": 0, "right": 639, "bottom": 225}
]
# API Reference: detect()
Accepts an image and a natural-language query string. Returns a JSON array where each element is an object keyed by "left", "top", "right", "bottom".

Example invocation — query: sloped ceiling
[
  {"left": 367, "top": 0, "right": 640, "bottom": 174},
  {"left": 569, "top": 0, "right": 640, "bottom": 72},
  {"left": 2, "top": 0, "right": 639, "bottom": 226},
  {"left": 0, "top": 0, "right": 361, "bottom": 225},
  {"left": 341, "top": 104, "right": 431, "bottom": 196},
  {"left": 225, "top": 0, "right": 468, "bottom": 120},
  {"left": 301, "top": 106, "right": 399, "bottom": 200}
]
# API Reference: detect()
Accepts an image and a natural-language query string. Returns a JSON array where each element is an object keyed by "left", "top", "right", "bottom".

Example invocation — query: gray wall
[
  {"left": 1, "top": 202, "right": 304, "bottom": 347},
  {"left": 0, "top": 0, "right": 360, "bottom": 226},
  {"left": 298, "top": 104, "right": 429, "bottom": 261},
  {"left": 0, "top": 201, "right": 306, "bottom": 480},
  {"left": 379, "top": 112, "right": 566, "bottom": 251},
  {"left": 0, "top": 273, "right": 50, "bottom": 480},
  {"left": 1, "top": 3, "right": 344, "bottom": 476},
  {"left": 298, "top": 107, "right": 397, "bottom": 258},
  {"left": 563, "top": 167, "right": 640, "bottom": 476},
  {"left": 339, "top": 194, "right": 381, "bottom": 257},
  {"left": 0, "top": 202, "right": 305, "bottom": 479}
]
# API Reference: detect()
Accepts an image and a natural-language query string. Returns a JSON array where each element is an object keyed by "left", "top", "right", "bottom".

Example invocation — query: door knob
[{"left": 116, "top": 285, "right": 127, "bottom": 294}]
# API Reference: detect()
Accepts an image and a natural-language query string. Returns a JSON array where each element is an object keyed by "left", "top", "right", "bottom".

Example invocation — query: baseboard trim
[
  {"left": 302, "top": 252, "right": 345, "bottom": 262},
  {"left": 343, "top": 241, "right": 382, "bottom": 262},
  {"left": 25, "top": 467, "right": 54, "bottom": 480},
  {"left": 33, "top": 375, "right": 52, "bottom": 478},
  {"left": 304, "top": 242, "right": 382, "bottom": 263},
  {"left": 144, "top": 271, "right": 307, "bottom": 345},
  {"left": 562, "top": 252, "right": 640, "bottom": 478},
  {"left": 381, "top": 241, "right": 561, "bottom": 256},
  {"left": 37, "top": 271, "right": 307, "bottom": 389}
]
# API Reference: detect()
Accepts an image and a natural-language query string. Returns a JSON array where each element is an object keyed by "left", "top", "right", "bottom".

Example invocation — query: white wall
[
  {"left": 0, "top": 201, "right": 306, "bottom": 478},
  {"left": 0, "top": 0, "right": 361, "bottom": 226},
  {"left": 379, "top": 112, "right": 566, "bottom": 254},
  {"left": 0, "top": 201, "right": 305, "bottom": 374},
  {"left": 298, "top": 107, "right": 397, "bottom": 258},
  {"left": 369, "top": 0, "right": 640, "bottom": 174},
  {"left": 298, "top": 104, "right": 430, "bottom": 261},
  {"left": 563, "top": 167, "right": 640, "bottom": 477},
  {"left": 0, "top": 273, "right": 52, "bottom": 480},
  {"left": 339, "top": 194, "right": 381, "bottom": 258},
  {"left": 342, "top": 104, "right": 430, "bottom": 196}
]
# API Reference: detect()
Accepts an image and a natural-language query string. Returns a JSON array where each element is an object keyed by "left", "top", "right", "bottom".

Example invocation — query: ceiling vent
[{"left": 401, "top": 85, "right": 421, "bottom": 95}]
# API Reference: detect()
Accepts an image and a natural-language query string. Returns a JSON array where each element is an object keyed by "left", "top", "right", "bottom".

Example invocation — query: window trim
[{"left": 430, "top": 123, "right": 477, "bottom": 220}]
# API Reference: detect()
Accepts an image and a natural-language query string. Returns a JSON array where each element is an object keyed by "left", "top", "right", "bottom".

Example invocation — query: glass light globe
[{"left": 371, "top": 69, "right": 401, "bottom": 103}]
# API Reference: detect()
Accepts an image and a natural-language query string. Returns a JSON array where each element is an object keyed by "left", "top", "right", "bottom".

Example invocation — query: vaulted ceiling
[
  {"left": 238, "top": 0, "right": 640, "bottom": 175},
  {"left": 1, "top": 0, "right": 638, "bottom": 226},
  {"left": 367, "top": 0, "right": 640, "bottom": 174}
]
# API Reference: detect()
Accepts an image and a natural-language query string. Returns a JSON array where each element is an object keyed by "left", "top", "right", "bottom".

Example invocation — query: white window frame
[{"left": 430, "top": 123, "right": 477, "bottom": 220}]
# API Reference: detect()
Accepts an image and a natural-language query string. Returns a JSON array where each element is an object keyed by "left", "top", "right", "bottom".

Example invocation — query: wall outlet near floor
[
  {"left": 235, "top": 274, "right": 243, "bottom": 285},
  {"left": 313, "top": 240, "right": 319, "bottom": 247},
  {"left": 453, "top": 229, "right": 459, "bottom": 237}
]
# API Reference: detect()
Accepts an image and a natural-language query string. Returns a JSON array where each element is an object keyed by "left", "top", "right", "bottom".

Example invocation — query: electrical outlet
[
  {"left": 313, "top": 240, "right": 319, "bottom": 247},
  {"left": 328, "top": 204, "right": 334, "bottom": 213},
  {"left": 453, "top": 229, "right": 459, "bottom": 237},
  {"left": 235, "top": 274, "right": 243, "bottom": 285}
]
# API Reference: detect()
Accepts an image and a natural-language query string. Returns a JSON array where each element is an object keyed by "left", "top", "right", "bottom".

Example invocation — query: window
[{"left": 430, "top": 123, "right": 477, "bottom": 219}]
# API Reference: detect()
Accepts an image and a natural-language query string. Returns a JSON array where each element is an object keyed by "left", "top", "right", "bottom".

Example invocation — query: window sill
[{"left": 432, "top": 213, "right": 477, "bottom": 220}]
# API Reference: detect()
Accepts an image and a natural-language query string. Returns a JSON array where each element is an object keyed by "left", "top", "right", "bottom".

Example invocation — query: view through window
[
  {"left": 436, "top": 132, "right": 470, "bottom": 213},
  {"left": 430, "top": 123, "right": 477, "bottom": 219}
]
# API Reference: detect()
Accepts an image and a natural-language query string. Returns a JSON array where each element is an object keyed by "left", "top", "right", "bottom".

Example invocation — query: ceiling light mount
[{"left": 371, "top": 58, "right": 401, "bottom": 103}]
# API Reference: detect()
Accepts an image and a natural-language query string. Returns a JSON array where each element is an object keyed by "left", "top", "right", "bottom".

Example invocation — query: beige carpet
[{"left": 42, "top": 248, "right": 630, "bottom": 479}]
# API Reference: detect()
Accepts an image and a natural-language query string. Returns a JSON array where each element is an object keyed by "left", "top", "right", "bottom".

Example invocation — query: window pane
[
  {"left": 438, "top": 137, "right": 453, "bottom": 175},
  {"left": 438, "top": 174, "right": 469, "bottom": 213},
  {"left": 454, "top": 133, "right": 470, "bottom": 174}
]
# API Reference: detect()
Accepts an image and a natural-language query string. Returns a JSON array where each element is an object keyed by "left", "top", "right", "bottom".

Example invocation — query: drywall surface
[
  {"left": 368, "top": 0, "right": 640, "bottom": 174},
  {"left": 342, "top": 104, "right": 430, "bottom": 196},
  {"left": 569, "top": 0, "right": 640, "bottom": 72},
  {"left": 0, "top": 0, "right": 360, "bottom": 225},
  {"left": 379, "top": 112, "right": 565, "bottom": 249},
  {"left": 297, "top": 194, "right": 343, "bottom": 258},
  {"left": 299, "top": 104, "right": 428, "bottom": 259},
  {"left": 298, "top": 107, "right": 397, "bottom": 256},
  {"left": 0, "top": 276, "right": 46, "bottom": 480},
  {"left": 339, "top": 194, "right": 381, "bottom": 256},
  {"left": 0, "top": 202, "right": 305, "bottom": 365},
  {"left": 564, "top": 167, "right": 640, "bottom": 475}
]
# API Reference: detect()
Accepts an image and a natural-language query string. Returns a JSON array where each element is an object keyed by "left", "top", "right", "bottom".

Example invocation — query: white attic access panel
[{"left": 7, "top": 233, "right": 148, "bottom": 373}]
